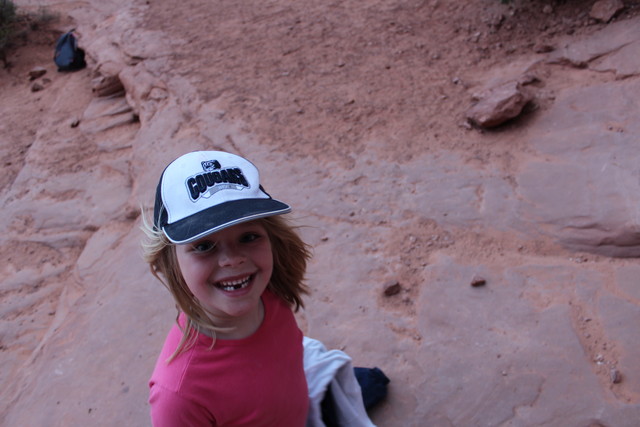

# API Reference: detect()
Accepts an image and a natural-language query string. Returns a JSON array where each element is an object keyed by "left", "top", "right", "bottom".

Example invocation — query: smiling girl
[{"left": 143, "top": 151, "right": 311, "bottom": 426}]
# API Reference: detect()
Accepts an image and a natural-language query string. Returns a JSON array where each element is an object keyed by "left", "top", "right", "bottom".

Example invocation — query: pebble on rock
[
  {"left": 534, "top": 43, "right": 555, "bottom": 54},
  {"left": 383, "top": 280, "right": 402, "bottom": 297},
  {"left": 610, "top": 368, "right": 622, "bottom": 384},
  {"left": 470, "top": 276, "right": 486, "bottom": 287}
]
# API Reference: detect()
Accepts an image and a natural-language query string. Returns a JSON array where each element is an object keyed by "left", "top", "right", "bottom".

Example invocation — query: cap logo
[{"left": 185, "top": 159, "right": 250, "bottom": 201}]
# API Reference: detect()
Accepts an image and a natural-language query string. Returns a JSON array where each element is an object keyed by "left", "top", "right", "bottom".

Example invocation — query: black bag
[{"left": 54, "top": 29, "right": 86, "bottom": 72}]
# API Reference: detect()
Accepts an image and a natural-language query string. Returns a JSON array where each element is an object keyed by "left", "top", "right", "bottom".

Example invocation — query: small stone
[
  {"left": 469, "top": 32, "right": 481, "bottom": 43},
  {"left": 590, "top": 0, "right": 624, "bottom": 22},
  {"left": 31, "top": 82, "right": 44, "bottom": 92},
  {"left": 534, "top": 43, "right": 555, "bottom": 53},
  {"left": 70, "top": 118, "right": 80, "bottom": 128},
  {"left": 383, "top": 280, "right": 402, "bottom": 297},
  {"left": 28, "top": 66, "right": 47, "bottom": 80},
  {"left": 470, "top": 276, "right": 486, "bottom": 287},
  {"left": 610, "top": 368, "right": 622, "bottom": 384}
]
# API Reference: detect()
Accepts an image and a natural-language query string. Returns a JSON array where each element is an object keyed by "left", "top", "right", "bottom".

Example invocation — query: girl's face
[{"left": 175, "top": 220, "right": 273, "bottom": 333}]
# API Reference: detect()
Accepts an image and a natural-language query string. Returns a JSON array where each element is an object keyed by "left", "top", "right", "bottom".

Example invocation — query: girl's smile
[
  {"left": 175, "top": 220, "right": 273, "bottom": 338},
  {"left": 216, "top": 274, "right": 252, "bottom": 292}
]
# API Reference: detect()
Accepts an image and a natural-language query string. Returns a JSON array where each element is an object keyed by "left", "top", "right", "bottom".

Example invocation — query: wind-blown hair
[{"left": 141, "top": 213, "right": 311, "bottom": 361}]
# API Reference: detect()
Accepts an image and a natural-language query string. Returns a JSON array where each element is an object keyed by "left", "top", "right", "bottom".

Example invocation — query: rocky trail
[{"left": 1, "top": 0, "right": 640, "bottom": 425}]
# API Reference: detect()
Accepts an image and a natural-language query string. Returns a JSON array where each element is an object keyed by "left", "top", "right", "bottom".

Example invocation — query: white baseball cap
[{"left": 153, "top": 151, "right": 291, "bottom": 244}]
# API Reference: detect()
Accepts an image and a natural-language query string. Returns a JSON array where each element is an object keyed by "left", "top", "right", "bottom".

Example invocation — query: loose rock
[
  {"left": 31, "top": 82, "right": 44, "bottom": 92},
  {"left": 590, "top": 0, "right": 624, "bottom": 22},
  {"left": 610, "top": 368, "right": 622, "bottom": 384},
  {"left": 466, "top": 80, "right": 533, "bottom": 128},
  {"left": 534, "top": 43, "right": 555, "bottom": 54},
  {"left": 383, "top": 280, "right": 402, "bottom": 296},
  {"left": 470, "top": 276, "right": 486, "bottom": 287}
]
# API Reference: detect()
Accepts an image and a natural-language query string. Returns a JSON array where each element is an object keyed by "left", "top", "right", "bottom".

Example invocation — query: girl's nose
[{"left": 217, "top": 245, "right": 245, "bottom": 267}]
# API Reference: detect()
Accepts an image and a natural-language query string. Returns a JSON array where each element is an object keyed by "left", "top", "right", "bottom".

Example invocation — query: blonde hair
[{"left": 141, "top": 213, "right": 311, "bottom": 361}]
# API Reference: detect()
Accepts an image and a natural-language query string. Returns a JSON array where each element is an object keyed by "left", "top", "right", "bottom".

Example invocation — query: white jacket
[{"left": 304, "top": 337, "right": 376, "bottom": 427}]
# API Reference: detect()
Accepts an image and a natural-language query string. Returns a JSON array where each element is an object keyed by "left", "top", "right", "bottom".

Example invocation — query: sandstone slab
[
  {"left": 516, "top": 79, "right": 640, "bottom": 257},
  {"left": 549, "top": 16, "right": 640, "bottom": 73}
]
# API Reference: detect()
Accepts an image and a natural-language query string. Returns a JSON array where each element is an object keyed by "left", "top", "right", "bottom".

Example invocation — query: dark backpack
[{"left": 54, "top": 30, "right": 86, "bottom": 72}]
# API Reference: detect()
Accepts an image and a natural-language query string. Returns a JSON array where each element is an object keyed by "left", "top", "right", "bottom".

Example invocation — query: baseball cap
[{"left": 153, "top": 151, "right": 291, "bottom": 244}]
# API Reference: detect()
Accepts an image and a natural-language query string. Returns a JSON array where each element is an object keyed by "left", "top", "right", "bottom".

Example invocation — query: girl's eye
[
  {"left": 241, "top": 232, "right": 262, "bottom": 243},
  {"left": 192, "top": 241, "right": 215, "bottom": 253}
]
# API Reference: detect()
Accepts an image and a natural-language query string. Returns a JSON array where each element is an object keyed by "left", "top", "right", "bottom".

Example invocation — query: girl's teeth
[{"left": 218, "top": 276, "right": 251, "bottom": 291}]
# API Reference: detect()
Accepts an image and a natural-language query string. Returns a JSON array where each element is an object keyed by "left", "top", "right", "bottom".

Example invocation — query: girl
[{"left": 143, "top": 150, "right": 312, "bottom": 426}]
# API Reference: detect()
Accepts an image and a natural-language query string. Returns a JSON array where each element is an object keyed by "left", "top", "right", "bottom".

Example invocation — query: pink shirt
[{"left": 149, "top": 291, "right": 308, "bottom": 426}]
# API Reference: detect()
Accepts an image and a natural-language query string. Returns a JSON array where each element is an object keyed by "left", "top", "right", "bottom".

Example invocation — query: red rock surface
[{"left": 2, "top": 0, "right": 640, "bottom": 425}]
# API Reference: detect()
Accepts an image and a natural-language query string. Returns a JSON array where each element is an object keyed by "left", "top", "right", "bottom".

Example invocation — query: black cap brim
[{"left": 162, "top": 198, "right": 291, "bottom": 244}]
